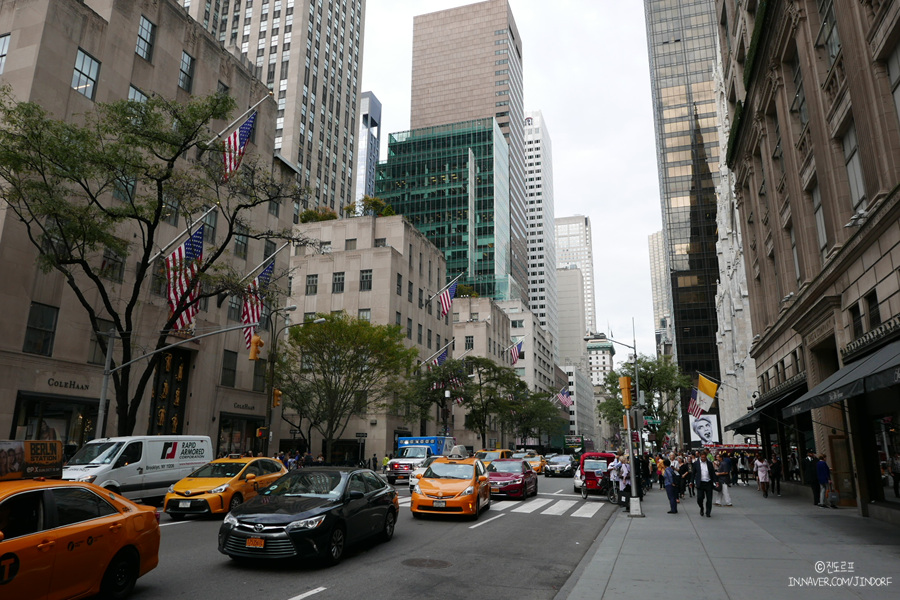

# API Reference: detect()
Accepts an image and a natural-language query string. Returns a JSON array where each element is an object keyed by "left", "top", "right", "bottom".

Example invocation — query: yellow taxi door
[
  {"left": 45, "top": 487, "right": 119, "bottom": 599},
  {"left": 0, "top": 490, "right": 54, "bottom": 599}
]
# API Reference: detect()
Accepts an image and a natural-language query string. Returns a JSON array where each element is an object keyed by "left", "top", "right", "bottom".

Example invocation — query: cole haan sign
[{"left": 46, "top": 378, "right": 90, "bottom": 391}]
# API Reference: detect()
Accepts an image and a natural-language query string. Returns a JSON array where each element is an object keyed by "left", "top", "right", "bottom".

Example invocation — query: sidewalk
[{"left": 556, "top": 482, "right": 900, "bottom": 600}]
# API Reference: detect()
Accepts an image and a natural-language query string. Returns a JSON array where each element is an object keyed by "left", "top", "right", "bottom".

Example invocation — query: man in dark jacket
[
  {"left": 803, "top": 448, "right": 819, "bottom": 505},
  {"left": 691, "top": 449, "right": 717, "bottom": 517}
]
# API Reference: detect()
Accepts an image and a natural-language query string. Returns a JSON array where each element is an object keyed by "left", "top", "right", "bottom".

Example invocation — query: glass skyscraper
[
  {"left": 644, "top": 0, "right": 721, "bottom": 417},
  {"left": 375, "top": 118, "right": 523, "bottom": 302}
]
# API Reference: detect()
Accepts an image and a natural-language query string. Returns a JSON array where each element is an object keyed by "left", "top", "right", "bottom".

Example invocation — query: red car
[
  {"left": 487, "top": 459, "right": 538, "bottom": 499},
  {"left": 578, "top": 452, "right": 617, "bottom": 502}
]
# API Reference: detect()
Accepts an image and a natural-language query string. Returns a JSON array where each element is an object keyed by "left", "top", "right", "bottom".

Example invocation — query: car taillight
[{"left": 154, "top": 511, "right": 161, "bottom": 524}]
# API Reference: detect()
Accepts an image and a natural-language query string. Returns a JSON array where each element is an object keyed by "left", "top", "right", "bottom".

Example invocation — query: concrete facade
[
  {"left": 648, "top": 229, "right": 673, "bottom": 356},
  {"left": 355, "top": 90, "right": 380, "bottom": 203},
  {"left": 0, "top": 0, "right": 292, "bottom": 455},
  {"left": 556, "top": 265, "right": 587, "bottom": 370},
  {"left": 562, "top": 365, "right": 596, "bottom": 447},
  {"left": 496, "top": 299, "right": 557, "bottom": 394},
  {"left": 555, "top": 215, "right": 597, "bottom": 335}
]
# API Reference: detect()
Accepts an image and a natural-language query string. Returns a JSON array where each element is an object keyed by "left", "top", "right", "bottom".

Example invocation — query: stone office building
[
  {"left": 717, "top": 0, "right": 900, "bottom": 522},
  {"left": 0, "top": 0, "right": 294, "bottom": 456}
]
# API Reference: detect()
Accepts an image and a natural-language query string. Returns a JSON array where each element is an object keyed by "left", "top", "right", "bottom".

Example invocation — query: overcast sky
[{"left": 360, "top": 1, "right": 661, "bottom": 363}]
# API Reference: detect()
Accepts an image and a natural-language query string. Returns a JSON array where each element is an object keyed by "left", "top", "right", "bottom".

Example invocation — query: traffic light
[
  {"left": 249, "top": 334, "right": 265, "bottom": 360},
  {"left": 273, "top": 388, "right": 282, "bottom": 407},
  {"left": 256, "top": 427, "right": 264, "bottom": 438},
  {"left": 619, "top": 376, "right": 633, "bottom": 409}
]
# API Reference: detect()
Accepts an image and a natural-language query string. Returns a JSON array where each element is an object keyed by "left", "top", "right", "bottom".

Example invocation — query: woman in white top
[{"left": 754, "top": 453, "right": 771, "bottom": 498}]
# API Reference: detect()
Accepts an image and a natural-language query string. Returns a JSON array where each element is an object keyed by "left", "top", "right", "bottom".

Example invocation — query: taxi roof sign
[{"left": 0, "top": 440, "right": 63, "bottom": 481}]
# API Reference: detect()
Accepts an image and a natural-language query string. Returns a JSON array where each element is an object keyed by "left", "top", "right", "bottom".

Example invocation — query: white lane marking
[
  {"left": 488, "top": 501, "right": 511, "bottom": 510},
  {"left": 159, "top": 520, "right": 194, "bottom": 527},
  {"left": 510, "top": 498, "right": 552, "bottom": 514},
  {"left": 398, "top": 497, "right": 411, "bottom": 505},
  {"left": 539, "top": 492, "right": 582, "bottom": 498},
  {"left": 541, "top": 500, "right": 578, "bottom": 515},
  {"left": 571, "top": 503, "right": 603, "bottom": 518},
  {"left": 468, "top": 513, "right": 504, "bottom": 529},
  {"left": 287, "top": 587, "right": 327, "bottom": 600},
  {"left": 553, "top": 490, "right": 563, "bottom": 495}
]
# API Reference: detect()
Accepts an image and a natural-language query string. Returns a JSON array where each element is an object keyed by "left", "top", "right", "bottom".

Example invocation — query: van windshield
[
  {"left": 66, "top": 442, "right": 124, "bottom": 466},
  {"left": 398, "top": 447, "right": 428, "bottom": 459}
]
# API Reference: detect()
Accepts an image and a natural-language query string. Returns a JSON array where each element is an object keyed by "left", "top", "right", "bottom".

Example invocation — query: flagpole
[
  {"left": 426, "top": 271, "right": 465, "bottom": 306},
  {"left": 148, "top": 205, "right": 217, "bottom": 265},
  {"left": 420, "top": 340, "right": 454, "bottom": 367},
  {"left": 239, "top": 242, "right": 291, "bottom": 285},
  {"left": 207, "top": 92, "right": 273, "bottom": 146}
]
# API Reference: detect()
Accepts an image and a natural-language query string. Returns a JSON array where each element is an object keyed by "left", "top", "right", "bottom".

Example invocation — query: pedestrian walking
[
  {"left": 817, "top": 454, "right": 833, "bottom": 507},
  {"left": 657, "top": 455, "right": 665, "bottom": 490},
  {"left": 890, "top": 452, "right": 900, "bottom": 499},
  {"left": 738, "top": 452, "right": 750, "bottom": 485},
  {"left": 382, "top": 454, "right": 390, "bottom": 473},
  {"left": 664, "top": 459, "right": 678, "bottom": 513},
  {"left": 789, "top": 452, "right": 800, "bottom": 482},
  {"left": 618, "top": 455, "right": 632, "bottom": 510},
  {"left": 754, "top": 453, "right": 770, "bottom": 498},
  {"left": 715, "top": 452, "right": 733, "bottom": 506},
  {"left": 803, "top": 449, "right": 820, "bottom": 505},
  {"left": 770, "top": 454, "right": 782, "bottom": 496},
  {"left": 685, "top": 454, "right": 695, "bottom": 498},
  {"left": 692, "top": 449, "right": 716, "bottom": 517}
]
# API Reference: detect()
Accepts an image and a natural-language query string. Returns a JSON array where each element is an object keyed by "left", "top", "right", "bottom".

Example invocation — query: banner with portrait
[{"left": 689, "top": 414, "right": 720, "bottom": 444}]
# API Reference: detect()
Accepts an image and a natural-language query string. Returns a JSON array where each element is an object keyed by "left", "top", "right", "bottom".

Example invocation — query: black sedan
[
  {"left": 218, "top": 467, "right": 399, "bottom": 565},
  {"left": 543, "top": 455, "right": 576, "bottom": 477}
]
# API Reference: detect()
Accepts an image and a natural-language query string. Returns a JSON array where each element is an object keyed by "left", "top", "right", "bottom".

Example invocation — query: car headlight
[
  {"left": 511, "top": 478, "right": 522, "bottom": 485},
  {"left": 286, "top": 515, "right": 326, "bottom": 531},
  {"left": 167, "top": 485, "right": 174, "bottom": 494},
  {"left": 463, "top": 486, "right": 475, "bottom": 496},
  {"left": 224, "top": 513, "right": 238, "bottom": 526},
  {"left": 580, "top": 474, "right": 585, "bottom": 481},
  {"left": 78, "top": 475, "right": 97, "bottom": 483},
  {"left": 412, "top": 484, "right": 421, "bottom": 494},
  {"left": 211, "top": 484, "right": 230, "bottom": 494}
]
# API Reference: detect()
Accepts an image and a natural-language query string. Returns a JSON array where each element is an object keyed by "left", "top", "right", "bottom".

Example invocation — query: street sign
[
  {"left": 644, "top": 418, "right": 660, "bottom": 425},
  {"left": 289, "top": 429, "right": 299, "bottom": 435},
  {"left": 355, "top": 432, "right": 367, "bottom": 438}
]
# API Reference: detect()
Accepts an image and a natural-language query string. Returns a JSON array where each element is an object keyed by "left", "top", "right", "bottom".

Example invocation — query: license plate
[
  {"left": 245, "top": 538, "right": 265, "bottom": 548},
  {"left": 179, "top": 501, "right": 191, "bottom": 508},
  {"left": 433, "top": 500, "right": 446, "bottom": 508},
  {"left": 491, "top": 487, "right": 499, "bottom": 493}
]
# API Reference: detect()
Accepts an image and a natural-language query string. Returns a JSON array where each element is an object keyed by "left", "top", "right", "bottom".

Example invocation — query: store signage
[
  {"left": 46, "top": 378, "right": 90, "bottom": 391},
  {"left": 232, "top": 402, "right": 256, "bottom": 411}
]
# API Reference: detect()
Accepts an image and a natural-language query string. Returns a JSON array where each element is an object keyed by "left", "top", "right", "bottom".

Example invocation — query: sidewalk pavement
[{"left": 556, "top": 482, "right": 900, "bottom": 600}]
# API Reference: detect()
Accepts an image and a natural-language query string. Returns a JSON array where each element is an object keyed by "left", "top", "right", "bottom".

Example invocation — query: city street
[{"left": 133, "top": 476, "right": 615, "bottom": 600}]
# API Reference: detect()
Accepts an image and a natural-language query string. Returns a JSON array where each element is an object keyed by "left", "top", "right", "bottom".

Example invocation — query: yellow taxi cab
[
  {"left": 0, "top": 440, "right": 160, "bottom": 600},
  {"left": 410, "top": 453, "right": 491, "bottom": 519},
  {"left": 474, "top": 448, "right": 513, "bottom": 468},
  {"left": 163, "top": 455, "right": 287, "bottom": 520},
  {"left": 525, "top": 455, "right": 546, "bottom": 474}
]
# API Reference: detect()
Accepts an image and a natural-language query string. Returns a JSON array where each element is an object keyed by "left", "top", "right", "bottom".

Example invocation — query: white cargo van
[{"left": 62, "top": 435, "right": 212, "bottom": 501}]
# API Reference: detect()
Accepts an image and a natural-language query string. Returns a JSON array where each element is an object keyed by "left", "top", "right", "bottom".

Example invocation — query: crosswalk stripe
[
  {"left": 571, "top": 503, "right": 603, "bottom": 518},
  {"left": 510, "top": 498, "right": 553, "bottom": 513},
  {"left": 541, "top": 500, "right": 578, "bottom": 515},
  {"left": 398, "top": 498, "right": 411, "bottom": 505},
  {"left": 488, "top": 501, "right": 511, "bottom": 510}
]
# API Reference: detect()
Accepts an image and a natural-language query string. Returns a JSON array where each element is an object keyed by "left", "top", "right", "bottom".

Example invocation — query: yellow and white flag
[{"left": 696, "top": 375, "right": 718, "bottom": 412}]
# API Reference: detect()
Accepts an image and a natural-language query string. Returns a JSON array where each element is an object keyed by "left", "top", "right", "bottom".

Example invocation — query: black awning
[
  {"left": 782, "top": 339, "right": 900, "bottom": 418},
  {"left": 725, "top": 392, "right": 792, "bottom": 434}
]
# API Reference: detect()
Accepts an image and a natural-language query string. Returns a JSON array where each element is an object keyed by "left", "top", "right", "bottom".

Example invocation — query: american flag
[
  {"left": 223, "top": 112, "right": 257, "bottom": 180},
  {"left": 556, "top": 387, "right": 573, "bottom": 407},
  {"left": 438, "top": 281, "right": 458, "bottom": 317},
  {"left": 432, "top": 349, "right": 448, "bottom": 366},
  {"left": 688, "top": 388, "right": 704, "bottom": 418},
  {"left": 510, "top": 340, "right": 523, "bottom": 365},
  {"left": 241, "top": 262, "right": 275, "bottom": 348},
  {"left": 165, "top": 226, "right": 205, "bottom": 331}
]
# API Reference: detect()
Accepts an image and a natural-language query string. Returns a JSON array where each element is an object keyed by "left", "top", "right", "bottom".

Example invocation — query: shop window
[{"left": 24, "top": 303, "right": 58, "bottom": 356}]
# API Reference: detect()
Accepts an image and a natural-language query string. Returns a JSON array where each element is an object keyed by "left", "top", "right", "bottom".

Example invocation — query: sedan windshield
[
  {"left": 398, "top": 447, "right": 428, "bottom": 459},
  {"left": 487, "top": 461, "right": 525, "bottom": 474},
  {"left": 189, "top": 462, "right": 245, "bottom": 478},
  {"left": 583, "top": 460, "right": 608, "bottom": 472},
  {"left": 424, "top": 462, "right": 474, "bottom": 480},
  {"left": 66, "top": 442, "right": 124, "bottom": 466},
  {"left": 511, "top": 453, "right": 527, "bottom": 459},
  {"left": 475, "top": 451, "right": 502, "bottom": 461},
  {"left": 263, "top": 471, "right": 343, "bottom": 498},
  {"left": 550, "top": 456, "right": 572, "bottom": 464}
]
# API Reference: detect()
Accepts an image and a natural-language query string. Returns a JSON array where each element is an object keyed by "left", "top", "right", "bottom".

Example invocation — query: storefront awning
[
  {"left": 725, "top": 393, "right": 791, "bottom": 434},
  {"left": 782, "top": 339, "right": 900, "bottom": 418}
]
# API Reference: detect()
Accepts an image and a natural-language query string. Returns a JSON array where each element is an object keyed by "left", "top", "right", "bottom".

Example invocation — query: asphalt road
[{"left": 131, "top": 475, "right": 616, "bottom": 600}]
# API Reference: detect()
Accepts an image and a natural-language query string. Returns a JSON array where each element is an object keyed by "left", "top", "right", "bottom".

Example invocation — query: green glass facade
[{"left": 376, "top": 118, "right": 523, "bottom": 301}]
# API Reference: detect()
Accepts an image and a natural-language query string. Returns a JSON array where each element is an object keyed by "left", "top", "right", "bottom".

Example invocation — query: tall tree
[
  {"left": 463, "top": 356, "right": 523, "bottom": 449},
  {"left": 597, "top": 354, "right": 690, "bottom": 450},
  {"left": 275, "top": 313, "right": 418, "bottom": 462},
  {"left": 397, "top": 358, "right": 472, "bottom": 436},
  {"left": 504, "top": 390, "right": 569, "bottom": 450},
  {"left": 0, "top": 89, "right": 314, "bottom": 435}
]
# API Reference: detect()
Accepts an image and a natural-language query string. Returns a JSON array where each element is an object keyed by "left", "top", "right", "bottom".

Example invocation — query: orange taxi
[
  {"left": 513, "top": 451, "right": 547, "bottom": 474},
  {"left": 410, "top": 453, "right": 491, "bottom": 519},
  {"left": 163, "top": 455, "right": 287, "bottom": 519},
  {"left": 473, "top": 449, "right": 513, "bottom": 468},
  {"left": 0, "top": 440, "right": 160, "bottom": 600}
]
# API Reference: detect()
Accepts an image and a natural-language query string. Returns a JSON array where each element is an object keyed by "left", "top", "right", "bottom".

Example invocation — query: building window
[
  {"left": 789, "top": 226, "right": 801, "bottom": 287},
  {"left": 227, "top": 296, "right": 242, "bottom": 321},
  {"left": 791, "top": 56, "right": 808, "bottom": 129},
  {"left": 203, "top": 209, "right": 217, "bottom": 244},
  {"left": 395, "top": 312, "right": 402, "bottom": 326},
  {"left": 332, "top": 271, "right": 345, "bottom": 293},
  {"left": 113, "top": 177, "right": 136, "bottom": 203},
  {"left": 136, "top": 16, "right": 156, "bottom": 61},
  {"left": 306, "top": 274, "right": 318, "bottom": 295},
  {"left": 866, "top": 292, "right": 882, "bottom": 330},
  {"left": 375, "top": 238, "right": 386, "bottom": 247},
  {"left": 100, "top": 248, "right": 125, "bottom": 282},
  {"left": 161, "top": 196, "right": 179, "bottom": 227},
  {"left": 360, "top": 269, "right": 372, "bottom": 291},
  {"left": 252, "top": 360, "right": 267, "bottom": 392},
  {"left": 888, "top": 42, "right": 900, "bottom": 127},
  {"left": 0, "top": 34, "right": 9, "bottom": 75},
  {"left": 128, "top": 86, "right": 148, "bottom": 103},
  {"left": 72, "top": 49, "right": 100, "bottom": 100},
  {"left": 418, "top": 288, "right": 423, "bottom": 308},
  {"left": 417, "top": 324, "right": 422, "bottom": 344},
  {"left": 427, "top": 329, "right": 432, "bottom": 349},
  {"left": 345, "top": 238, "right": 356, "bottom": 250},
  {"left": 842, "top": 121, "right": 866, "bottom": 210},
  {"left": 150, "top": 259, "right": 166, "bottom": 296},
  {"left": 816, "top": 0, "right": 841, "bottom": 67},
  {"left": 234, "top": 225, "right": 248, "bottom": 259},
  {"left": 396, "top": 273, "right": 402, "bottom": 295},
  {"left": 178, "top": 51, "right": 195, "bottom": 92},
  {"left": 23, "top": 303, "right": 58, "bottom": 356},
  {"left": 407, "top": 281, "right": 413, "bottom": 303},
  {"left": 453, "top": 312, "right": 459, "bottom": 323},
  {"left": 471, "top": 313, "right": 479, "bottom": 322},
  {"left": 87, "top": 318, "right": 115, "bottom": 365},
  {"left": 264, "top": 239, "right": 276, "bottom": 259},
  {"left": 849, "top": 303, "right": 863, "bottom": 339},
  {"left": 268, "top": 200, "right": 280, "bottom": 217},
  {"left": 465, "top": 336, "right": 474, "bottom": 351},
  {"left": 512, "top": 319, "right": 524, "bottom": 328},
  {"left": 811, "top": 185, "right": 827, "bottom": 261},
  {"left": 221, "top": 350, "right": 237, "bottom": 387},
  {"left": 406, "top": 318, "right": 412, "bottom": 340},
  {"left": 358, "top": 308, "right": 371, "bottom": 322}
]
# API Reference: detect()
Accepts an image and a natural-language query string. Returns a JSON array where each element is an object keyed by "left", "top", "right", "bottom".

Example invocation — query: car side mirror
[
  {"left": 348, "top": 490, "right": 365, "bottom": 500},
  {"left": 114, "top": 458, "right": 128, "bottom": 469},
  {"left": 415, "top": 473, "right": 423, "bottom": 479},
  {"left": 245, "top": 473, "right": 256, "bottom": 481},
  {"left": 478, "top": 475, "right": 488, "bottom": 483}
]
